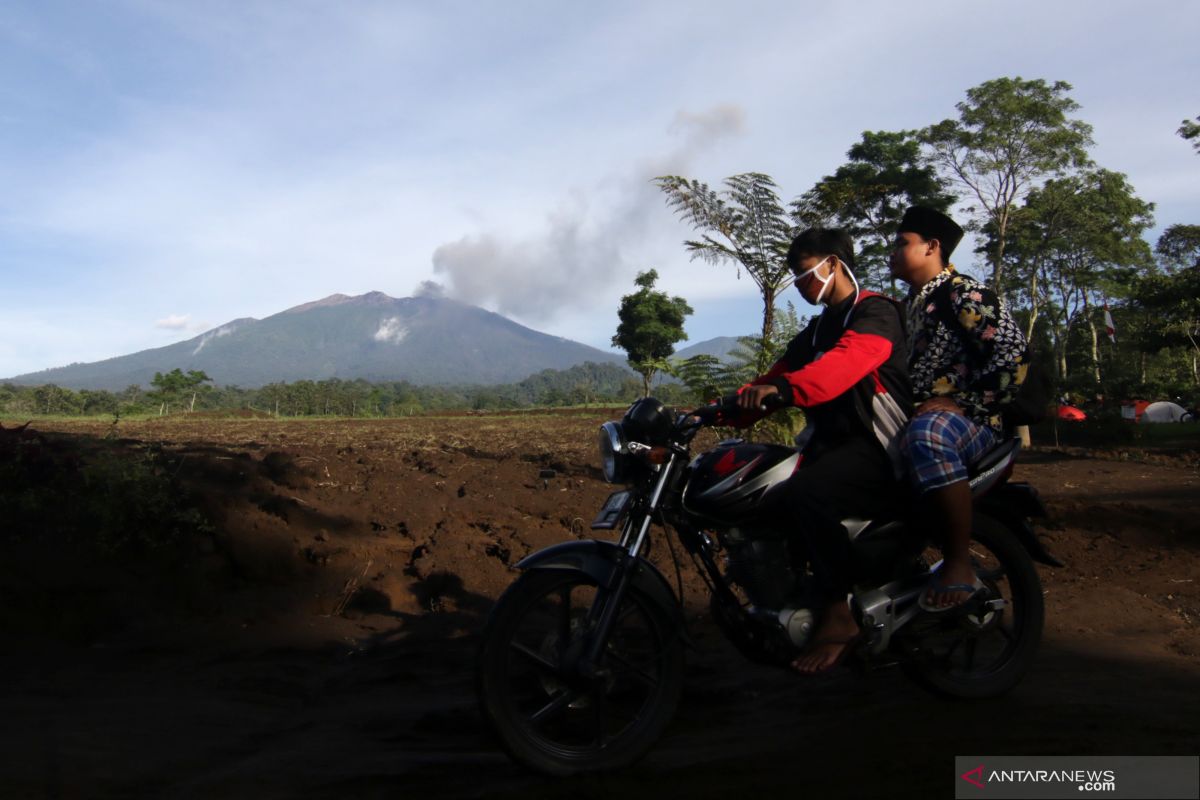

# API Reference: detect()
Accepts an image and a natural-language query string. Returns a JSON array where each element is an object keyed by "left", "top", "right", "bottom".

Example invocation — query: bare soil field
[{"left": 2, "top": 413, "right": 1198, "bottom": 799}]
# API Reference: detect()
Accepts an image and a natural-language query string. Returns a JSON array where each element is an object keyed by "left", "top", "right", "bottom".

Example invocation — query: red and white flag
[{"left": 1104, "top": 304, "right": 1116, "bottom": 343}]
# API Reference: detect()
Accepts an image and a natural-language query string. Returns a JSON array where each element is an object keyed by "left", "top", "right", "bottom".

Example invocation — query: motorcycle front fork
[{"left": 580, "top": 457, "right": 681, "bottom": 671}]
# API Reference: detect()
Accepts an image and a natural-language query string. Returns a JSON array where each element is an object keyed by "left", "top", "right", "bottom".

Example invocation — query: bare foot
[
  {"left": 924, "top": 555, "right": 978, "bottom": 610},
  {"left": 791, "top": 600, "right": 860, "bottom": 674}
]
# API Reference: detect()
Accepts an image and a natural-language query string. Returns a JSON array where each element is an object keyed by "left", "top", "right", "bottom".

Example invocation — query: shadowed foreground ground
[{"left": 2, "top": 416, "right": 1197, "bottom": 799}]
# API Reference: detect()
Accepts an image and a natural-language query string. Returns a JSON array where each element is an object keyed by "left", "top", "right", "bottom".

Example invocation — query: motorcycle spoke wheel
[
  {"left": 902, "top": 516, "right": 1044, "bottom": 699},
  {"left": 478, "top": 569, "right": 684, "bottom": 774},
  {"left": 911, "top": 546, "right": 1018, "bottom": 674}
]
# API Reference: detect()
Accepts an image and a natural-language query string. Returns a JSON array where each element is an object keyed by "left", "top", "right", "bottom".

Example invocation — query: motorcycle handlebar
[{"left": 688, "top": 390, "right": 786, "bottom": 426}]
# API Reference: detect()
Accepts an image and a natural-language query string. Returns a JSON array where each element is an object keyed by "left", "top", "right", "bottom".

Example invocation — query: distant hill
[
  {"left": 6, "top": 292, "right": 627, "bottom": 391},
  {"left": 673, "top": 336, "right": 747, "bottom": 363}
]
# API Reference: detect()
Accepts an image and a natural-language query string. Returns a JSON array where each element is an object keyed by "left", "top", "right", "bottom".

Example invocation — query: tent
[
  {"left": 1139, "top": 401, "right": 1189, "bottom": 423},
  {"left": 1121, "top": 400, "right": 1151, "bottom": 421},
  {"left": 1056, "top": 405, "right": 1087, "bottom": 422}
]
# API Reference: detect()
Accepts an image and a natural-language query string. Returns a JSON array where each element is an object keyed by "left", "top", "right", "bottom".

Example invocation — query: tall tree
[
  {"left": 993, "top": 169, "right": 1154, "bottom": 387},
  {"left": 1179, "top": 115, "right": 1200, "bottom": 153},
  {"left": 149, "top": 368, "right": 212, "bottom": 414},
  {"left": 793, "top": 130, "right": 956, "bottom": 293},
  {"left": 655, "top": 172, "right": 795, "bottom": 372},
  {"left": 1136, "top": 225, "right": 1200, "bottom": 385},
  {"left": 923, "top": 77, "right": 1094, "bottom": 289},
  {"left": 612, "top": 269, "right": 693, "bottom": 397}
]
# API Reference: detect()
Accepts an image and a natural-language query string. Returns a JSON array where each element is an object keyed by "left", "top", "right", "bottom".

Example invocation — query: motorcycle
[{"left": 476, "top": 396, "right": 1061, "bottom": 775}]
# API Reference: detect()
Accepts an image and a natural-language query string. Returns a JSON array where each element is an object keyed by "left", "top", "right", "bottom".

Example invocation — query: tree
[
  {"left": 793, "top": 130, "right": 956, "bottom": 293},
  {"left": 656, "top": 172, "right": 795, "bottom": 372},
  {"left": 991, "top": 169, "right": 1154, "bottom": 389},
  {"left": 1156, "top": 224, "right": 1200, "bottom": 269},
  {"left": 923, "top": 77, "right": 1094, "bottom": 289},
  {"left": 32, "top": 384, "right": 79, "bottom": 415},
  {"left": 183, "top": 370, "right": 213, "bottom": 411},
  {"left": 149, "top": 368, "right": 213, "bottom": 415},
  {"left": 612, "top": 270, "right": 693, "bottom": 397},
  {"left": 1136, "top": 225, "right": 1200, "bottom": 385},
  {"left": 1180, "top": 115, "right": 1200, "bottom": 153},
  {"left": 79, "top": 389, "right": 119, "bottom": 415}
]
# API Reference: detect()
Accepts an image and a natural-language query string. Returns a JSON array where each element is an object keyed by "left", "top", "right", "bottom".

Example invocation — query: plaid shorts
[{"left": 902, "top": 410, "right": 997, "bottom": 493}]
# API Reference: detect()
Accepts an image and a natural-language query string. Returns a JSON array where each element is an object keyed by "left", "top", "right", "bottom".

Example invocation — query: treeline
[{"left": 0, "top": 361, "right": 696, "bottom": 418}]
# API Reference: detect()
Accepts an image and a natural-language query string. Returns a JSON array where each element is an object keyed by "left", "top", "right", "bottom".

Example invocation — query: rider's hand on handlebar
[
  {"left": 737, "top": 384, "right": 781, "bottom": 411},
  {"left": 688, "top": 397, "right": 735, "bottom": 426}
]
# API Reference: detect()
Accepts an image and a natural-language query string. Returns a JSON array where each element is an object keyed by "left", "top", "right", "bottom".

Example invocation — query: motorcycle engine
[
  {"left": 722, "top": 528, "right": 818, "bottom": 650},
  {"left": 722, "top": 528, "right": 797, "bottom": 610}
]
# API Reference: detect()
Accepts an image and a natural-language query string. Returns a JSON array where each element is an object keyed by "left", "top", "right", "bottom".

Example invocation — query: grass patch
[
  {"left": 1031, "top": 418, "right": 1200, "bottom": 451},
  {"left": 0, "top": 423, "right": 211, "bottom": 553}
]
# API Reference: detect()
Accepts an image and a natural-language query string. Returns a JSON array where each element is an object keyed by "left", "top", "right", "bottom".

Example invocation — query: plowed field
[{"left": 2, "top": 413, "right": 1198, "bottom": 799}]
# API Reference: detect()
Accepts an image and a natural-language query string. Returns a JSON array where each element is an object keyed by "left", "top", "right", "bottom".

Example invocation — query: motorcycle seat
[
  {"left": 842, "top": 439, "right": 1021, "bottom": 541},
  {"left": 967, "top": 438, "right": 1020, "bottom": 493}
]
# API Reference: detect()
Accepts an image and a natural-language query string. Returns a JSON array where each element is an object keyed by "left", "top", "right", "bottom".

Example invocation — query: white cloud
[{"left": 155, "top": 314, "right": 191, "bottom": 330}]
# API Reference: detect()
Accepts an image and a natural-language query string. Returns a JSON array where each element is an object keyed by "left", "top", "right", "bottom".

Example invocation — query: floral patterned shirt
[{"left": 905, "top": 266, "right": 1027, "bottom": 432}]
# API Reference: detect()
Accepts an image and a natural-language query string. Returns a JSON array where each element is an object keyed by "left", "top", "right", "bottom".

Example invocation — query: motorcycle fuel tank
[{"left": 682, "top": 440, "right": 799, "bottom": 524}]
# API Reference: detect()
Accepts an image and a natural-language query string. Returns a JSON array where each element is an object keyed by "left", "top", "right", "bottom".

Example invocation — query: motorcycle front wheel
[
  {"left": 900, "top": 514, "right": 1045, "bottom": 699},
  {"left": 476, "top": 568, "right": 684, "bottom": 775}
]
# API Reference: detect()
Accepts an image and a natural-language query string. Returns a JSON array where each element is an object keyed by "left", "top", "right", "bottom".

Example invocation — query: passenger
[
  {"left": 726, "top": 228, "right": 911, "bottom": 673},
  {"left": 889, "top": 207, "right": 1028, "bottom": 612}
]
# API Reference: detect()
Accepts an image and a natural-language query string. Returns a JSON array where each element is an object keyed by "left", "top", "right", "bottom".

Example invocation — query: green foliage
[
  {"left": 0, "top": 428, "right": 211, "bottom": 554},
  {"left": 667, "top": 302, "right": 806, "bottom": 404},
  {"left": 1179, "top": 115, "right": 1200, "bottom": 153},
  {"left": 793, "top": 129, "right": 956, "bottom": 294},
  {"left": 79, "top": 449, "right": 213, "bottom": 552},
  {"left": 612, "top": 269, "right": 693, "bottom": 397},
  {"left": 923, "top": 77, "right": 1094, "bottom": 288},
  {"left": 666, "top": 302, "right": 808, "bottom": 445},
  {"left": 669, "top": 354, "right": 728, "bottom": 402},
  {"left": 989, "top": 169, "right": 1155, "bottom": 387},
  {"left": 0, "top": 362, "right": 657, "bottom": 419},
  {"left": 1155, "top": 224, "right": 1200, "bottom": 270},
  {"left": 1131, "top": 226, "right": 1200, "bottom": 386},
  {"left": 655, "top": 173, "right": 797, "bottom": 371},
  {"left": 149, "top": 368, "right": 213, "bottom": 414}
]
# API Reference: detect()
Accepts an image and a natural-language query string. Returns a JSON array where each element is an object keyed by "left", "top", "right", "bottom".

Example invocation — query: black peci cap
[{"left": 898, "top": 206, "right": 964, "bottom": 258}]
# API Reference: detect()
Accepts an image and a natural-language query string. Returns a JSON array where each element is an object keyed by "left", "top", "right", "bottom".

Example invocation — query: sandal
[{"left": 918, "top": 571, "right": 985, "bottom": 614}]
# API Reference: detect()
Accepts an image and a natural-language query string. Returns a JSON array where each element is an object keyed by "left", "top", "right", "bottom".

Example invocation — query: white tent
[{"left": 1139, "top": 401, "right": 1189, "bottom": 423}]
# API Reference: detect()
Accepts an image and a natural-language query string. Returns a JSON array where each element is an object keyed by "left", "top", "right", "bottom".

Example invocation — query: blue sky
[{"left": 1, "top": 0, "right": 1197, "bottom": 379}]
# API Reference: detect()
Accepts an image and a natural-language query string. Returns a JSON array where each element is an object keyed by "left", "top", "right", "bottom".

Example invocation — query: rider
[
  {"left": 889, "top": 207, "right": 1028, "bottom": 612},
  {"left": 723, "top": 228, "right": 911, "bottom": 674}
]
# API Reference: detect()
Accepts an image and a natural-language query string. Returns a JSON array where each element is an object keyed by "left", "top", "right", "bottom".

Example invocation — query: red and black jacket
[{"left": 738, "top": 291, "right": 912, "bottom": 460}]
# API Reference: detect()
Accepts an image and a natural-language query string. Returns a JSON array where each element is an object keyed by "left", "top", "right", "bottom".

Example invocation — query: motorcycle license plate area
[{"left": 591, "top": 490, "right": 632, "bottom": 530}]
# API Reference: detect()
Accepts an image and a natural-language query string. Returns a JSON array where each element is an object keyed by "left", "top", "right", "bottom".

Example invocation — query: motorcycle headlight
[
  {"left": 622, "top": 397, "right": 673, "bottom": 446},
  {"left": 598, "top": 421, "right": 629, "bottom": 483}
]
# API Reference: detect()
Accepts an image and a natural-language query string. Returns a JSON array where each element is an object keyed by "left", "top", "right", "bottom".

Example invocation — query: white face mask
[
  {"left": 797, "top": 255, "right": 862, "bottom": 345},
  {"left": 796, "top": 255, "right": 861, "bottom": 306},
  {"left": 796, "top": 257, "right": 835, "bottom": 304},
  {"left": 796, "top": 256, "right": 836, "bottom": 305}
]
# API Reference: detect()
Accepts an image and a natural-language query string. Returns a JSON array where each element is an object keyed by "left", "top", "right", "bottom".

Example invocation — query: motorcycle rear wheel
[
  {"left": 901, "top": 514, "right": 1044, "bottom": 699},
  {"left": 477, "top": 568, "right": 684, "bottom": 775}
]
